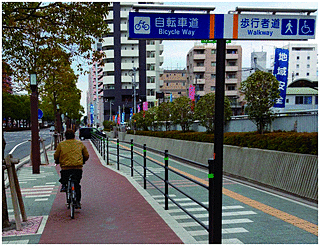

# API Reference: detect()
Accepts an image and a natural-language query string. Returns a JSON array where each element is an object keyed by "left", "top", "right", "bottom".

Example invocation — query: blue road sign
[
  {"left": 38, "top": 109, "right": 43, "bottom": 119},
  {"left": 129, "top": 12, "right": 316, "bottom": 40},
  {"left": 129, "top": 12, "right": 210, "bottom": 40}
]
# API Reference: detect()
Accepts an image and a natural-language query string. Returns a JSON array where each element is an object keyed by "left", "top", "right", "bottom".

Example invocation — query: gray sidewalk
[{"left": 3, "top": 149, "right": 59, "bottom": 244}]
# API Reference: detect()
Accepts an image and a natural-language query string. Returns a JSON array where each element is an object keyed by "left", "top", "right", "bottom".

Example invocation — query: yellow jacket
[{"left": 54, "top": 139, "right": 89, "bottom": 170}]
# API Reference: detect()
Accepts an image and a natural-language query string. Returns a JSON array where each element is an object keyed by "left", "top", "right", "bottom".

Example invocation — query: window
[
  {"left": 296, "top": 96, "right": 312, "bottom": 104},
  {"left": 297, "top": 56, "right": 300, "bottom": 60},
  {"left": 304, "top": 96, "right": 312, "bottom": 104},
  {"left": 307, "top": 56, "right": 311, "bottom": 60},
  {"left": 296, "top": 64, "right": 299, "bottom": 68},
  {"left": 211, "top": 62, "right": 216, "bottom": 67},
  {"left": 295, "top": 96, "right": 304, "bottom": 104},
  {"left": 227, "top": 85, "right": 236, "bottom": 90},
  {"left": 211, "top": 49, "right": 216, "bottom": 54},
  {"left": 307, "top": 64, "right": 310, "bottom": 68},
  {"left": 306, "top": 72, "right": 310, "bottom": 76},
  {"left": 211, "top": 74, "right": 216, "bottom": 79},
  {"left": 211, "top": 86, "right": 215, "bottom": 91}
]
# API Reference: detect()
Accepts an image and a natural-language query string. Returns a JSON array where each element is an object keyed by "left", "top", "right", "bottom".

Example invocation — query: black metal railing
[{"left": 90, "top": 133, "right": 215, "bottom": 241}]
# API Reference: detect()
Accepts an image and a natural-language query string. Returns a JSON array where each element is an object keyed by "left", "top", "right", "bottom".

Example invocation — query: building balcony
[
  {"left": 120, "top": 24, "right": 127, "bottom": 31},
  {"left": 226, "top": 66, "right": 239, "bottom": 72},
  {"left": 120, "top": 11, "right": 129, "bottom": 18},
  {"left": 121, "top": 37, "right": 138, "bottom": 44},
  {"left": 225, "top": 78, "right": 238, "bottom": 84},
  {"left": 147, "top": 45, "right": 156, "bottom": 51},
  {"left": 122, "top": 63, "right": 136, "bottom": 70},
  {"left": 147, "top": 57, "right": 156, "bottom": 64},
  {"left": 121, "top": 76, "right": 132, "bottom": 83},
  {"left": 226, "top": 53, "right": 239, "bottom": 59},
  {"left": 105, "top": 11, "right": 113, "bottom": 20},
  {"left": 121, "top": 50, "right": 139, "bottom": 57},
  {"left": 104, "top": 63, "right": 114, "bottom": 71},
  {"left": 193, "top": 66, "right": 206, "bottom": 72},
  {"left": 104, "top": 50, "right": 114, "bottom": 59},
  {"left": 103, "top": 37, "right": 114, "bottom": 46},
  {"left": 225, "top": 90, "right": 239, "bottom": 97},
  {"left": 194, "top": 78, "right": 205, "bottom": 84},
  {"left": 147, "top": 70, "right": 156, "bottom": 77},
  {"left": 103, "top": 76, "right": 114, "bottom": 84},
  {"left": 194, "top": 54, "right": 206, "bottom": 60}
]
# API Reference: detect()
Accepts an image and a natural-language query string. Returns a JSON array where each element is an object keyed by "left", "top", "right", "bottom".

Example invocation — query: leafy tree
[
  {"left": 170, "top": 96, "right": 194, "bottom": 132},
  {"left": 240, "top": 71, "right": 280, "bottom": 134},
  {"left": 157, "top": 102, "right": 173, "bottom": 131},
  {"left": 2, "top": 2, "right": 110, "bottom": 92},
  {"left": 194, "top": 93, "right": 232, "bottom": 133},
  {"left": 132, "top": 111, "right": 147, "bottom": 131},
  {"left": 2, "top": 92, "right": 30, "bottom": 128}
]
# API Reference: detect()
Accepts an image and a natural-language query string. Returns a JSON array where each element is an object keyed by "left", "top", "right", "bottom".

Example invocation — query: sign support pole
[
  {"left": 30, "top": 89, "right": 40, "bottom": 174},
  {"left": 209, "top": 39, "right": 226, "bottom": 244}
]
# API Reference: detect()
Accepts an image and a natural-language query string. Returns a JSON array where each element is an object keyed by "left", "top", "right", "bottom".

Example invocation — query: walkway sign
[{"left": 129, "top": 12, "right": 316, "bottom": 40}]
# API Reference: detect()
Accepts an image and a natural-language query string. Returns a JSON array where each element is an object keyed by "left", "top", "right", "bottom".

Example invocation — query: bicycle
[{"left": 66, "top": 174, "right": 78, "bottom": 219}]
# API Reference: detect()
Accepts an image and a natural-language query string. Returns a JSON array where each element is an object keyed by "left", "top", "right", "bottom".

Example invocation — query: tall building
[
  {"left": 270, "top": 43, "right": 318, "bottom": 86},
  {"left": 86, "top": 59, "right": 103, "bottom": 127},
  {"left": 186, "top": 43, "right": 243, "bottom": 115},
  {"left": 159, "top": 69, "right": 187, "bottom": 102},
  {"left": 102, "top": 2, "right": 164, "bottom": 122}
]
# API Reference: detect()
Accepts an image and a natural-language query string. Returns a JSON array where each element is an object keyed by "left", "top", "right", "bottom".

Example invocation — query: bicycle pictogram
[{"left": 135, "top": 20, "right": 150, "bottom": 31}]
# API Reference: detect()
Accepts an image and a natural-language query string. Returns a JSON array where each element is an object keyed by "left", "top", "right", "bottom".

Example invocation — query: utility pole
[
  {"left": 130, "top": 67, "right": 137, "bottom": 114},
  {"left": 95, "top": 39, "right": 99, "bottom": 128}
]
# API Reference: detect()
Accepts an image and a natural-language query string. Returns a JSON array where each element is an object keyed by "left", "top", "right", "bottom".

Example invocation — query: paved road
[
  {"left": 3, "top": 128, "right": 53, "bottom": 160},
  {"left": 104, "top": 139, "right": 318, "bottom": 244},
  {"left": 3, "top": 137, "right": 318, "bottom": 244}
]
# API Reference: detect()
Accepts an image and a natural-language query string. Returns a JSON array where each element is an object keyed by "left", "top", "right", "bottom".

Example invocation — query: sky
[{"left": 77, "top": 0, "right": 318, "bottom": 115}]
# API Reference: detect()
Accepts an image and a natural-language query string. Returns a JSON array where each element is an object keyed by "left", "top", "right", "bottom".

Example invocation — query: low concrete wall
[{"left": 125, "top": 134, "right": 318, "bottom": 202}]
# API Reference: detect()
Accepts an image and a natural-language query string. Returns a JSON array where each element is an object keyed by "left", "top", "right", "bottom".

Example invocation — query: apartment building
[
  {"left": 102, "top": 2, "right": 164, "bottom": 122},
  {"left": 159, "top": 69, "right": 187, "bottom": 103},
  {"left": 186, "top": 43, "right": 243, "bottom": 115},
  {"left": 86, "top": 60, "right": 104, "bottom": 127},
  {"left": 285, "top": 43, "right": 317, "bottom": 86}
]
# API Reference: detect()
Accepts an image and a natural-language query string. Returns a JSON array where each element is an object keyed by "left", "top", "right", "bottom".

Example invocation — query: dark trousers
[{"left": 59, "top": 169, "right": 83, "bottom": 202}]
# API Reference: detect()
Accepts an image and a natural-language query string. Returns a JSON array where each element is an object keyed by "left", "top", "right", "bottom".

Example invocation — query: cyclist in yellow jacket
[{"left": 54, "top": 129, "right": 89, "bottom": 208}]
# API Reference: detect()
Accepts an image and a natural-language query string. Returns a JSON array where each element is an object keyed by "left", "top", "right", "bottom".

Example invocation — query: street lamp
[{"left": 30, "top": 73, "right": 40, "bottom": 174}]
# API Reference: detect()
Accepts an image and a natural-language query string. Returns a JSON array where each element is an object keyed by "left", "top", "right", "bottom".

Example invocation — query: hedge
[{"left": 127, "top": 130, "right": 318, "bottom": 155}]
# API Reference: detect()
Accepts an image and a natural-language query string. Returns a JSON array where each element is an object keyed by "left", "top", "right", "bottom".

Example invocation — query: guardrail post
[
  {"left": 106, "top": 137, "right": 109, "bottom": 165},
  {"left": 103, "top": 137, "right": 105, "bottom": 160},
  {"left": 143, "top": 144, "right": 147, "bottom": 189},
  {"left": 164, "top": 150, "right": 169, "bottom": 210},
  {"left": 117, "top": 139, "right": 120, "bottom": 170},
  {"left": 131, "top": 139, "right": 134, "bottom": 177},
  {"left": 208, "top": 158, "right": 215, "bottom": 244}
]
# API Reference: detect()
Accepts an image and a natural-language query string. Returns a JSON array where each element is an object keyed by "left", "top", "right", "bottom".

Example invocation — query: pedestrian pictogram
[{"left": 281, "top": 19, "right": 297, "bottom": 35}]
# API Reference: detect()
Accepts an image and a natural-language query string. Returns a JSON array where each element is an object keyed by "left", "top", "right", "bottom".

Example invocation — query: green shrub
[{"left": 128, "top": 130, "right": 317, "bottom": 155}]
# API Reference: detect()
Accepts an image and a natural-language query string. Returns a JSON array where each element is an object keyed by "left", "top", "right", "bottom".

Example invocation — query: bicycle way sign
[{"left": 128, "top": 12, "right": 316, "bottom": 40}]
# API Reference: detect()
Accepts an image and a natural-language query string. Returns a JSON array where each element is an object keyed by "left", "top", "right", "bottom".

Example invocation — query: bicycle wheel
[{"left": 70, "top": 182, "right": 76, "bottom": 219}]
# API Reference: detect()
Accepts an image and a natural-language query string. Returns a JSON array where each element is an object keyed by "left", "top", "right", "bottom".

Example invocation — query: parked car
[{"left": 79, "top": 127, "right": 106, "bottom": 140}]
